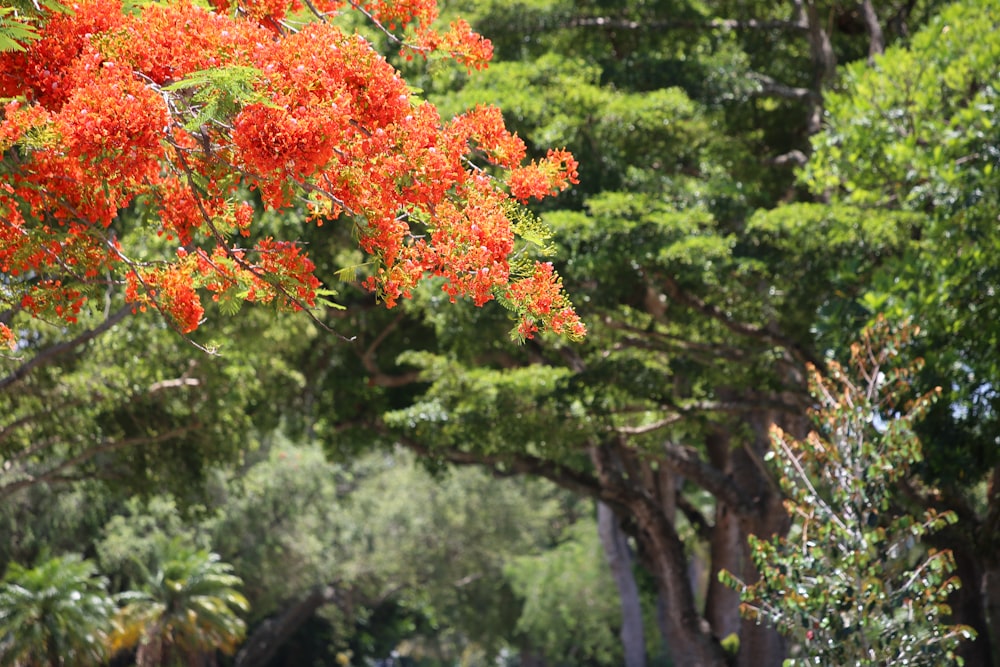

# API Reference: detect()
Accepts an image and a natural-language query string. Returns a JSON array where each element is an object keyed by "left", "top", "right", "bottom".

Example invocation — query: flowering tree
[{"left": 0, "top": 0, "right": 584, "bottom": 346}]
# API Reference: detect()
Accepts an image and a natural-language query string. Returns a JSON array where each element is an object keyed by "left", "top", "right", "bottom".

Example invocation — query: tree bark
[
  {"left": 797, "top": 0, "right": 836, "bottom": 135},
  {"left": 597, "top": 501, "right": 646, "bottom": 667},
  {"left": 985, "top": 563, "right": 1000, "bottom": 667},
  {"left": 234, "top": 584, "right": 342, "bottom": 667},
  {"left": 982, "top": 463, "right": 1000, "bottom": 666},
  {"left": 519, "top": 641, "right": 549, "bottom": 667},
  {"left": 632, "top": 496, "right": 729, "bottom": 667},
  {"left": 858, "top": 0, "right": 885, "bottom": 61},
  {"left": 703, "top": 432, "right": 742, "bottom": 649},
  {"left": 948, "top": 543, "right": 995, "bottom": 667}
]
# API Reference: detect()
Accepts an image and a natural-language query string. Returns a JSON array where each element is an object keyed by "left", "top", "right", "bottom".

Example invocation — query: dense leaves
[{"left": 0, "top": 554, "right": 114, "bottom": 667}]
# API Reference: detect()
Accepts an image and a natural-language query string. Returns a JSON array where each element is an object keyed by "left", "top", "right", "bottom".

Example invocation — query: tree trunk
[
  {"left": 982, "top": 463, "right": 1000, "bottom": 666},
  {"left": 985, "top": 563, "right": 1000, "bottom": 667},
  {"left": 630, "top": 496, "right": 729, "bottom": 667},
  {"left": 858, "top": 0, "right": 885, "bottom": 61},
  {"left": 519, "top": 641, "right": 548, "bottom": 667},
  {"left": 597, "top": 500, "right": 646, "bottom": 667},
  {"left": 948, "top": 544, "right": 995, "bottom": 666},
  {"left": 234, "top": 584, "right": 342, "bottom": 667},
  {"left": 704, "top": 432, "right": 742, "bottom": 646}
]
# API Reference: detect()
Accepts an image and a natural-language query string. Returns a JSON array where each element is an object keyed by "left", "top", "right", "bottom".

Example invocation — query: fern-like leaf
[
  {"left": 164, "top": 65, "right": 276, "bottom": 131},
  {"left": 0, "top": 7, "right": 39, "bottom": 52}
]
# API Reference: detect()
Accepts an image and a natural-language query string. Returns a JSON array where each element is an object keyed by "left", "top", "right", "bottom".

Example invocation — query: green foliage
[
  {"left": 109, "top": 539, "right": 248, "bottom": 664},
  {"left": 339, "top": 448, "right": 570, "bottom": 659},
  {"left": 97, "top": 495, "right": 211, "bottom": 592},
  {"left": 801, "top": 0, "right": 1000, "bottom": 483},
  {"left": 0, "top": 7, "right": 40, "bottom": 53},
  {"left": 720, "top": 322, "right": 976, "bottom": 665},
  {"left": 163, "top": 65, "right": 276, "bottom": 131},
  {"left": 0, "top": 553, "right": 114, "bottom": 667},
  {"left": 384, "top": 352, "right": 591, "bottom": 463},
  {"left": 506, "top": 519, "right": 623, "bottom": 666},
  {"left": 0, "top": 0, "right": 68, "bottom": 53},
  {"left": 206, "top": 438, "right": 342, "bottom": 620}
]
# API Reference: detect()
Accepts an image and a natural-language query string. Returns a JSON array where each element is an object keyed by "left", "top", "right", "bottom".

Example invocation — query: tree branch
[
  {"left": 390, "top": 429, "right": 606, "bottom": 502},
  {"left": 749, "top": 72, "right": 820, "bottom": 103},
  {"left": 562, "top": 16, "right": 808, "bottom": 33},
  {"left": 858, "top": 0, "right": 885, "bottom": 62},
  {"left": 660, "top": 440, "right": 757, "bottom": 518},
  {"left": 234, "top": 583, "right": 344, "bottom": 667},
  {"left": 358, "top": 312, "right": 422, "bottom": 388},
  {"left": 676, "top": 492, "right": 713, "bottom": 542},
  {"left": 661, "top": 276, "right": 824, "bottom": 370},
  {"left": 0, "top": 304, "right": 131, "bottom": 391},
  {"left": 0, "top": 425, "right": 195, "bottom": 498}
]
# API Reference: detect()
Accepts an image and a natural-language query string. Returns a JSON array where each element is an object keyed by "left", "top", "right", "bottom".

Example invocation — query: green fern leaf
[
  {"left": 164, "top": 65, "right": 276, "bottom": 131},
  {"left": 0, "top": 7, "right": 40, "bottom": 52}
]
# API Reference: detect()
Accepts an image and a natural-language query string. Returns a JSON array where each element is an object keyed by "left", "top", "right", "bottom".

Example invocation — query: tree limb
[
  {"left": 0, "top": 304, "right": 132, "bottom": 391},
  {"left": 749, "top": 72, "right": 820, "bottom": 103},
  {"left": 389, "top": 429, "right": 606, "bottom": 502},
  {"left": 562, "top": 16, "right": 808, "bottom": 33},
  {"left": 0, "top": 425, "right": 196, "bottom": 498},
  {"left": 859, "top": 0, "right": 885, "bottom": 61},
  {"left": 234, "top": 584, "right": 343, "bottom": 667},
  {"left": 660, "top": 275, "right": 824, "bottom": 370},
  {"left": 660, "top": 440, "right": 757, "bottom": 518},
  {"left": 358, "top": 312, "right": 422, "bottom": 388}
]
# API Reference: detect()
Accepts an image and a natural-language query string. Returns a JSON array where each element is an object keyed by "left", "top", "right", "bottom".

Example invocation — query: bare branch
[
  {"left": 234, "top": 583, "right": 344, "bottom": 667},
  {"left": 391, "top": 429, "right": 606, "bottom": 502},
  {"left": 769, "top": 149, "right": 809, "bottom": 167},
  {"left": 749, "top": 72, "right": 820, "bottom": 103},
  {"left": 358, "top": 312, "right": 422, "bottom": 388},
  {"left": 0, "top": 425, "right": 195, "bottom": 498},
  {"left": 676, "top": 492, "right": 713, "bottom": 541},
  {"left": 563, "top": 16, "right": 808, "bottom": 33},
  {"left": 616, "top": 415, "right": 682, "bottom": 435},
  {"left": 660, "top": 276, "right": 824, "bottom": 370},
  {"left": 148, "top": 377, "right": 201, "bottom": 394}
]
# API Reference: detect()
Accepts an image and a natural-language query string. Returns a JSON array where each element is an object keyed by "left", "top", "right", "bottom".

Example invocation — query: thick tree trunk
[
  {"left": 591, "top": 442, "right": 729, "bottom": 666},
  {"left": 630, "top": 497, "right": 729, "bottom": 666},
  {"left": 982, "top": 463, "right": 1000, "bottom": 666},
  {"left": 597, "top": 501, "right": 647, "bottom": 667},
  {"left": 734, "top": 415, "right": 790, "bottom": 667},
  {"left": 519, "top": 642, "right": 549, "bottom": 667},
  {"left": 704, "top": 423, "right": 788, "bottom": 667},
  {"left": 234, "top": 584, "right": 342, "bottom": 667},
  {"left": 703, "top": 432, "right": 742, "bottom": 646}
]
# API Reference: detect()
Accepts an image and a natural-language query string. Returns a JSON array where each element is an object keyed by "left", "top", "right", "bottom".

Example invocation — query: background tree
[
  {"left": 314, "top": 0, "right": 998, "bottom": 664},
  {"left": 797, "top": 3, "right": 1000, "bottom": 657},
  {"left": 0, "top": 554, "right": 114, "bottom": 667}
]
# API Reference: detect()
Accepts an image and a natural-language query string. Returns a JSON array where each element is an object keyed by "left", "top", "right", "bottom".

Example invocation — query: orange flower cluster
[
  {"left": 125, "top": 262, "right": 204, "bottom": 333},
  {"left": 0, "top": 0, "right": 583, "bottom": 339},
  {"left": 507, "top": 262, "right": 586, "bottom": 341}
]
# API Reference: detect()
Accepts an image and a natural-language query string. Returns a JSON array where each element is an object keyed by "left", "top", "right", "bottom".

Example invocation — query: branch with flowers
[{"left": 0, "top": 0, "right": 584, "bottom": 349}]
